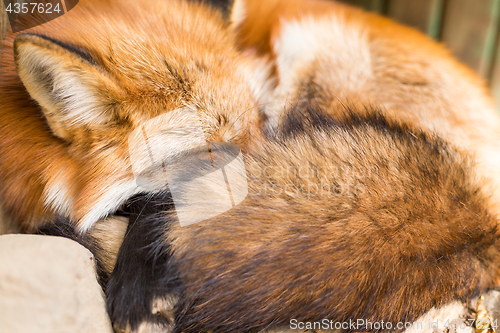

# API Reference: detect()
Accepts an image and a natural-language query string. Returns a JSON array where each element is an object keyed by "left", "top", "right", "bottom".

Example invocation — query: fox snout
[{"left": 126, "top": 106, "right": 249, "bottom": 227}]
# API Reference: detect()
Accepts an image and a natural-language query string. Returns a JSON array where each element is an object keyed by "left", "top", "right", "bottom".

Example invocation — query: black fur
[
  {"left": 105, "top": 191, "right": 184, "bottom": 331},
  {"left": 278, "top": 105, "right": 449, "bottom": 155},
  {"left": 277, "top": 105, "right": 344, "bottom": 138},
  {"left": 36, "top": 191, "right": 184, "bottom": 331},
  {"left": 193, "top": 0, "right": 235, "bottom": 20},
  {"left": 37, "top": 216, "right": 110, "bottom": 286},
  {"left": 22, "top": 33, "right": 98, "bottom": 66}
]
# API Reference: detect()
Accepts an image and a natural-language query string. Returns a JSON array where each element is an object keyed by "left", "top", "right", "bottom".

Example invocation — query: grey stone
[{"left": 0, "top": 234, "right": 113, "bottom": 333}]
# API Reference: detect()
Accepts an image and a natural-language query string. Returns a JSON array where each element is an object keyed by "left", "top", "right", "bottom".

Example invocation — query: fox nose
[{"left": 127, "top": 108, "right": 248, "bottom": 227}]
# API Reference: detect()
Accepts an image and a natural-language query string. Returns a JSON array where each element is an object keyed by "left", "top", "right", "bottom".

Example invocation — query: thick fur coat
[{"left": 2, "top": 0, "right": 500, "bottom": 332}]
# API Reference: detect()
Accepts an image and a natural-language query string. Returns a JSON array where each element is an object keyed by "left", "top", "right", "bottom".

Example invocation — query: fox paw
[
  {"left": 106, "top": 192, "right": 180, "bottom": 333},
  {"left": 108, "top": 293, "right": 178, "bottom": 333},
  {"left": 113, "top": 321, "right": 174, "bottom": 333}
]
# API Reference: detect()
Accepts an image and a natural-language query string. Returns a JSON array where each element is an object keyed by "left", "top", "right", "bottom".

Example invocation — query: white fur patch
[
  {"left": 77, "top": 178, "right": 140, "bottom": 232},
  {"left": 265, "top": 13, "right": 372, "bottom": 131},
  {"left": 43, "top": 172, "right": 73, "bottom": 216},
  {"left": 230, "top": 0, "right": 247, "bottom": 28},
  {"left": 274, "top": 14, "right": 371, "bottom": 90},
  {"left": 121, "top": 321, "right": 174, "bottom": 333},
  {"left": 404, "top": 301, "right": 472, "bottom": 333},
  {"left": 239, "top": 51, "right": 276, "bottom": 105},
  {"left": 151, "top": 294, "right": 178, "bottom": 319},
  {"left": 51, "top": 72, "right": 109, "bottom": 126},
  {"left": 127, "top": 107, "right": 207, "bottom": 188}
]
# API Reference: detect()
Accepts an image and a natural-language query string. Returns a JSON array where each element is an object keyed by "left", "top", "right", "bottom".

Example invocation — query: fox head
[{"left": 0, "top": 0, "right": 265, "bottom": 232}]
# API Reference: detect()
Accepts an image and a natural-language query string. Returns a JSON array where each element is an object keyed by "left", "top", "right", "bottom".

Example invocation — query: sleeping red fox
[{"left": 2, "top": 0, "right": 500, "bottom": 332}]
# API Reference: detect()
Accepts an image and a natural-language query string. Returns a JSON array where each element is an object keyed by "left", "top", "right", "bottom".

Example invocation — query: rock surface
[{"left": 0, "top": 234, "right": 113, "bottom": 333}]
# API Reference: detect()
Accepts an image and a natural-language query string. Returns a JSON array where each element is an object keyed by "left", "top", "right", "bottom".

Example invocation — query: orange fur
[
  {"left": 0, "top": 0, "right": 263, "bottom": 232},
  {"left": 3, "top": 0, "right": 500, "bottom": 332}
]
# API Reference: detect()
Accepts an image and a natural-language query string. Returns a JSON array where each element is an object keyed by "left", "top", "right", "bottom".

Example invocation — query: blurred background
[
  {"left": 340, "top": 0, "right": 500, "bottom": 112},
  {"left": 1, "top": 0, "right": 500, "bottom": 110}
]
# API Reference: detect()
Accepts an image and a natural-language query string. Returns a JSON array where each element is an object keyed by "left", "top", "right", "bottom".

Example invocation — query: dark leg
[{"left": 105, "top": 191, "right": 183, "bottom": 333}]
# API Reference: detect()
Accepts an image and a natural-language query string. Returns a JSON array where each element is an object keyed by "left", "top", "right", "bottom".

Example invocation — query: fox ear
[
  {"left": 229, "top": 0, "right": 246, "bottom": 27},
  {"left": 14, "top": 33, "right": 121, "bottom": 141},
  {"left": 198, "top": 0, "right": 237, "bottom": 21}
]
